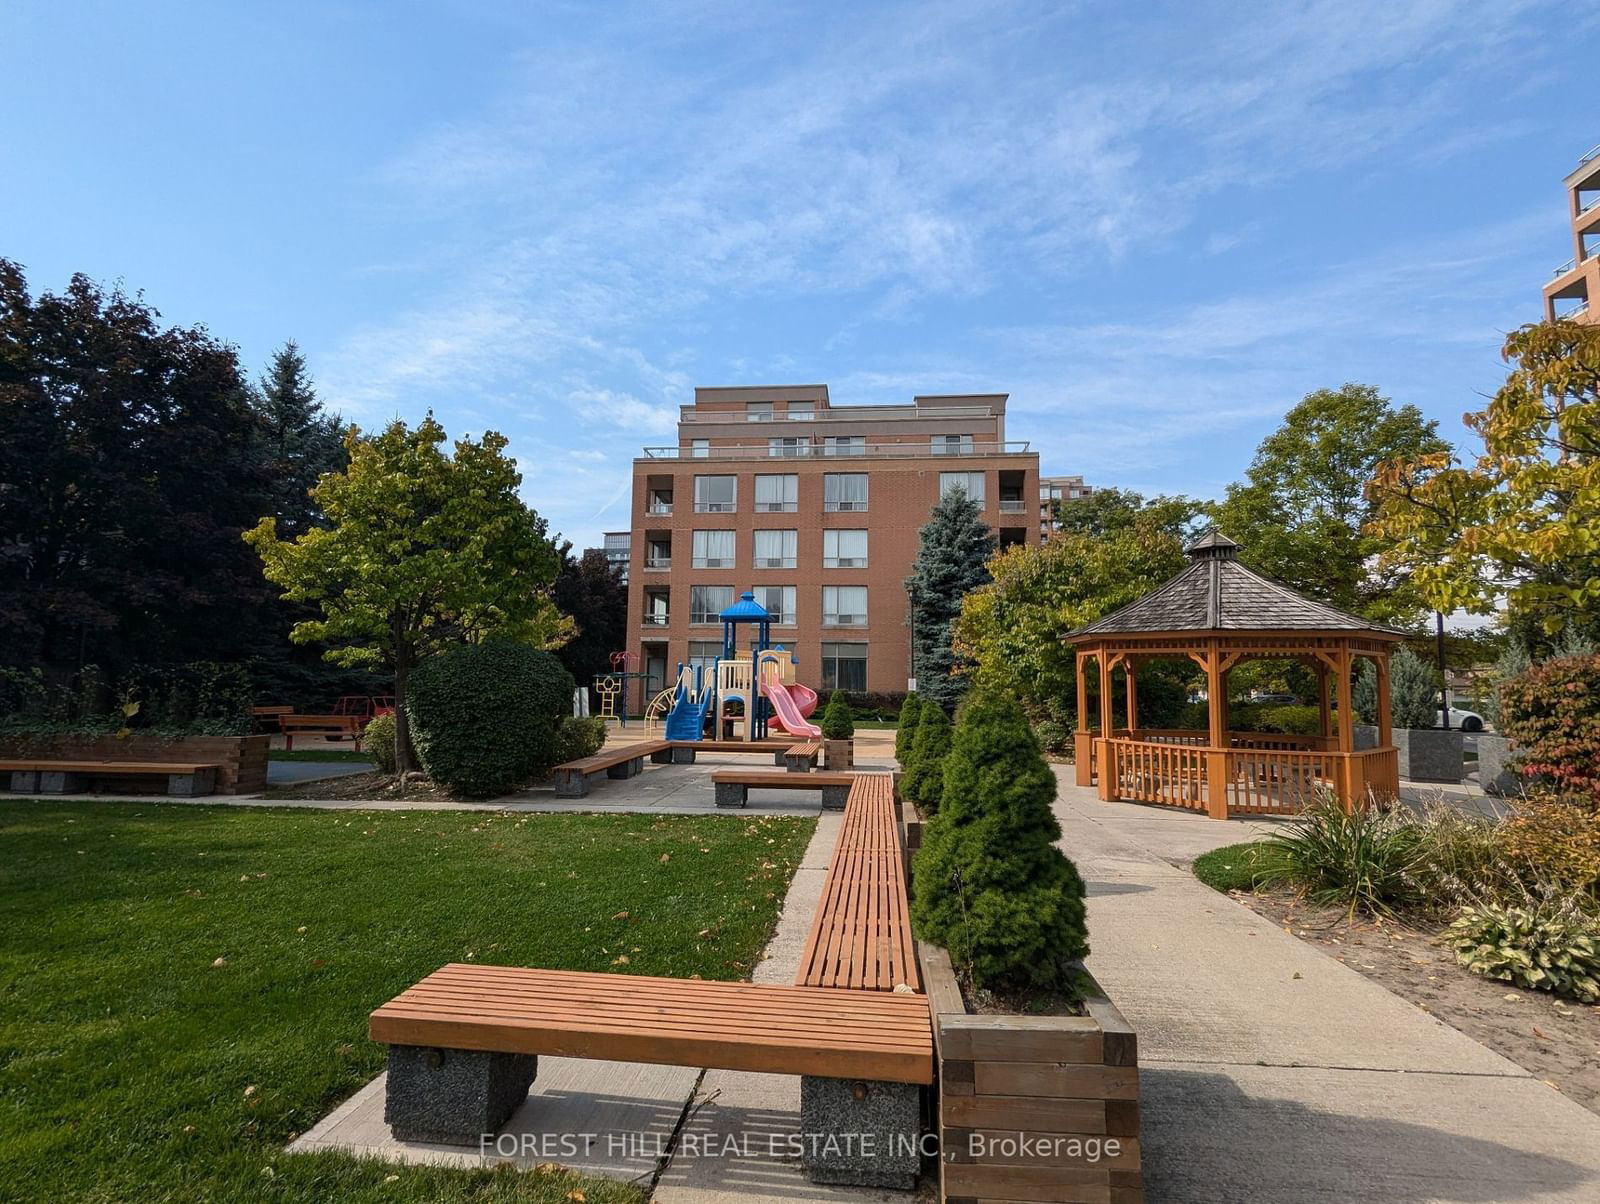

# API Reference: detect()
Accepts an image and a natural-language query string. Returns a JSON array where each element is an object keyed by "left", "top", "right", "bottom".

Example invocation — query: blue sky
[{"left": 5, "top": 0, "right": 1598, "bottom": 551}]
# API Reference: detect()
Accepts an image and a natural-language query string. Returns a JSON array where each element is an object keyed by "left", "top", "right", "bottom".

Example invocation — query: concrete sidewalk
[{"left": 1056, "top": 771, "right": 1600, "bottom": 1203}]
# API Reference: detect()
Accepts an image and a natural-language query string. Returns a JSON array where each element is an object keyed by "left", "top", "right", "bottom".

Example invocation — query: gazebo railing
[{"left": 1105, "top": 738, "right": 1209, "bottom": 812}]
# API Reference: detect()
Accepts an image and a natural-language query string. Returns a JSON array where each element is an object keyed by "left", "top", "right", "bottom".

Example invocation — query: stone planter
[
  {"left": 1476, "top": 733, "right": 1524, "bottom": 798},
  {"left": 919, "top": 945, "right": 1143, "bottom": 1204},
  {"left": 1354, "top": 724, "right": 1378, "bottom": 751},
  {"left": 0, "top": 733, "right": 269, "bottom": 794},
  {"left": 822, "top": 738, "right": 854, "bottom": 770},
  {"left": 1394, "top": 727, "right": 1465, "bottom": 784}
]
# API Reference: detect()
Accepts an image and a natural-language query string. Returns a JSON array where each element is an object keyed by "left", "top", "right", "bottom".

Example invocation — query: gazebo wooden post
[
  {"left": 1124, "top": 661, "right": 1139, "bottom": 734},
  {"left": 1334, "top": 647, "right": 1357, "bottom": 814},
  {"left": 1074, "top": 651, "right": 1093, "bottom": 787},
  {"left": 1376, "top": 653, "right": 1393, "bottom": 748},
  {"left": 1316, "top": 663, "right": 1332, "bottom": 746},
  {"left": 1096, "top": 651, "right": 1116, "bottom": 801},
  {"left": 1204, "top": 642, "right": 1230, "bottom": 819}
]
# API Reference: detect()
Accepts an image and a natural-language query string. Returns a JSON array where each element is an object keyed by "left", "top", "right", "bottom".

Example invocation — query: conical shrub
[
  {"left": 912, "top": 690, "right": 1088, "bottom": 993},
  {"left": 895, "top": 692, "right": 923, "bottom": 767},
  {"left": 904, "top": 703, "right": 952, "bottom": 812},
  {"left": 820, "top": 690, "right": 854, "bottom": 739}
]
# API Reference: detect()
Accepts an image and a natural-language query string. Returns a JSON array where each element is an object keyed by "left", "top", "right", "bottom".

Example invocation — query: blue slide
[{"left": 664, "top": 664, "right": 713, "bottom": 740}]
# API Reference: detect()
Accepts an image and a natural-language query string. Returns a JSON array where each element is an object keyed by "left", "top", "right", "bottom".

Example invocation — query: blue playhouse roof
[{"left": 720, "top": 590, "right": 772, "bottom": 621}]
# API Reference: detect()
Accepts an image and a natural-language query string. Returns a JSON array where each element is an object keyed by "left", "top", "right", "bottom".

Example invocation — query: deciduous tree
[{"left": 244, "top": 416, "right": 563, "bottom": 771}]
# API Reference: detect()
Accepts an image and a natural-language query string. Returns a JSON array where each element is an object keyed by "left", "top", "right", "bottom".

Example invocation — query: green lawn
[
  {"left": 0, "top": 802, "right": 814, "bottom": 1203},
  {"left": 1192, "top": 840, "right": 1279, "bottom": 893}
]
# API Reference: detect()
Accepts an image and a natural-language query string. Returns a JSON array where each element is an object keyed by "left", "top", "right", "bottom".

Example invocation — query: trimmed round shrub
[
  {"left": 911, "top": 691, "right": 1088, "bottom": 993},
  {"left": 405, "top": 641, "right": 575, "bottom": 797},
  {"left": 820, "top": 690, "right": 854, "bottom": 740},
  {"left": 1499, "top": 653, "right": 1600, "bottom": 804},
  {"left": 364, "top": 713, "right": 397, "bottom": 774},
  {"left": 903, "top": 703, "right": 952, "bottom": 813},
  {"left": 550, "top": 715, "right": 607, "bottom": 764},
  {"left": 894, "top": 692, "right": 923, "bottom": 767}
]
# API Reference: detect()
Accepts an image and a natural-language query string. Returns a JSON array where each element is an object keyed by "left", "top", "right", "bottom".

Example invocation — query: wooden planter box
[
  {"left": 920, "top": 945, "right": 1143, "bottom": 1204},
  {"left": 0, "top": 734, "right": 269, "bottom": 795}
]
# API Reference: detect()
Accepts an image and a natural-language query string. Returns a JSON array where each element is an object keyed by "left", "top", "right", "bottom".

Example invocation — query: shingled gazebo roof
[{"left": 1065, "top": 531, "right": 1407, "bottom": 641}]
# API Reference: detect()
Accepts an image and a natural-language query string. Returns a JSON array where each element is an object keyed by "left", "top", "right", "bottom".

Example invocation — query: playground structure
[
  {"left": 594, "top": 651, "right": 650, "bottom": 728},
  {"left": 663, "top": 590, "right": 821, "bottom": 742}
]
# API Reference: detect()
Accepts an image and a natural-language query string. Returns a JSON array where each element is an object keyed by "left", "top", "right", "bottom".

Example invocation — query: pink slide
[{"left": 765, "top": 679, "right": 822, "bottom": 737}]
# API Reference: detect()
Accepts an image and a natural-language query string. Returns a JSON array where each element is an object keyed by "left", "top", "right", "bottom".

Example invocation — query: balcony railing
[
  {"left": 1581, "top": 194, "right": 1600, "bottom": 216},
  {"left": 645, "top": 556, "right": 672, "bottom": 570},
  {"left": 642, "top": 440, "right": 1031, "bottom": 460},
  {"left": 1557, "top": 302, "right": 1590, "bottom": 321},
  {"left": 646, "top": 502, "right": 673, "bottom": 515},
  {"left": 1554, "top": 258, "right": 1576, "bottom": 278},
  {"left": 998, "top": 498, "right": 1027, "bottom": 513},
  {"left": 679, "top": 404, "right": 998, "bottom": 423},
  {"left": 1580, "top": 143, "right": 1600, "bottom": 168},
  {"left": 642, "top": 613, "right": 670, "bottom": 626}
]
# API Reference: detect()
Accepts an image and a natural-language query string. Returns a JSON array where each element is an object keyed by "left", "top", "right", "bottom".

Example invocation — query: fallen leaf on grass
[
  {"left": 211, "top": 957, "right": 227, "bottom": 968},
  {"left": 659, "top": 853, "right": 671, "bottom": 864}
]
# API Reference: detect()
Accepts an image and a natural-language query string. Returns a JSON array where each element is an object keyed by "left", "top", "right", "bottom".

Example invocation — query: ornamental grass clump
[
  {"left": 912, "top": 691, "right": 1088, "bottom": 994},
  {"left": 902, "top": 702, "right": 952, "bottom": 813},
  {"left": 1255, "top": 794, "right": 1423, "bottom": 918}
]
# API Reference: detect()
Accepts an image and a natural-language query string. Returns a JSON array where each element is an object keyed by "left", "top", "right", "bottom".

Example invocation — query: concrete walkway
[{"left": 1056, "top": 770, "right": 1600, "bottom": 1202}]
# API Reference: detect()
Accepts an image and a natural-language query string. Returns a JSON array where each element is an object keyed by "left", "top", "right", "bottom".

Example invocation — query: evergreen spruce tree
[
  {"left": 820, "top": 690, "right": 854, "bottom": 739},
  {"left": 1352, "top": 660, "right": 1378, "bottom": 725},
  {"left": 1391, "top": 645, "right": 1442, "bottom": 729},
  {"left": 894, "top": 691, "right": 923, "bottom": 766},
  {"left": 906, "top": 488, "right": 995, "bottom": 711},
  {"left": 912, "top": 691, "right": 1088, "bottom": 992},
  {"left": 251, "top": 341, "right": 346, "bottom": 535},
  {"left": 903, "top": 702, "right": 952, "bottom": 812}
]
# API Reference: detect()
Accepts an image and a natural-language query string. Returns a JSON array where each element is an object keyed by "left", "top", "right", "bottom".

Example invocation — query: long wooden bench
[
  {"left": 658, "top": 738, "right": 792, "bottom": 765},
  {"left": 280, "top": 714, "right": 365, "bottom": 750},
  {"left": 783, "top": 740, "right": 821, "bottom": 772},
  {"left": 711, "top": 769, "right": 854, "bottom": 810},
  {"left": 251, "top": 705, "right": 294, "bottom": 733},
  {"left": 796, "top": 773, "right": 918, "bottom": 992},
  {"left": 369, "top": 962, "right": 933, "bottom": 1186},
  {"left": 552, "top": 740, "right": 670, "bottom": 797},
  {"left": 1, "top": 758, "right": 220, "bottom": 797}
]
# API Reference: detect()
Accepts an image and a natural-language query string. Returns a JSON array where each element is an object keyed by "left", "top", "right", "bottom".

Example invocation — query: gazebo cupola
[{"left": 1062, "top": 531, "right": 1406, "bottom": 819}]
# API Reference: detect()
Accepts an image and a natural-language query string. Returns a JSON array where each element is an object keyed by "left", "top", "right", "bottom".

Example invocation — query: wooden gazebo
[{"left": 1064, "top": 532, "right": 1404, "bottom": 819}]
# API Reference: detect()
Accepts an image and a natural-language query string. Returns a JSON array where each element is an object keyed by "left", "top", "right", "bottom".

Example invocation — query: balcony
[
  {"left": 1559, "top": 302, "right": 1591, "bottom": 322},
  {"left": 642, "top": 612, "right": 670, "bottom": 627},
  {"left": 644, "top": 440, "right": 1031, "bottom": 461},
  {"left": 1554, "top": 258, "right": 1577, "bottom": 278},
  {"left": 646, "top": 502, "right": 673, "bottom": 516},
  {"left": 998, "top": 498, "right": 1027, "bottom": 513},
  {"left": 645, "top": 556, "right": 671, "bottom": 570}
]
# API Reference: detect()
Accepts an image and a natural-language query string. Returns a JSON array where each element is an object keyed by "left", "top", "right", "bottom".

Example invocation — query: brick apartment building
[
  {"left": 1039, "top": 474, "right": 1095, "bottom": 540},
  {"left": 1543, "top": 141, "right": 1600, "bottom": 325},
  {"left": 622, "top": 385, "right": 1041, "bottom": 706}
]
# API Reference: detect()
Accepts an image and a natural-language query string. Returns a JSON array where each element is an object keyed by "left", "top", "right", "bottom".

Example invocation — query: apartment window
[
  {"left": 690, "top": 439, "right": 710, "bottom": 459},
  {"left": 688, "top": 640, "right": 722, "bottom": 674},
  {"left": 822, "top": 585, "right": 868, "bottom": 627},
  {"left": 824, "top": 435, "right": 865, "bottom": 456},
  {"left": 931, "top": 434, "right": 974, "bottom": 455},
  {"left": 822, "top": 529, "right": 868, "bottom": 568},
  {"left": 645, "top": 537, "right": 671, "bottom": 569},
  {"left": 754, "top": 473, "right": 798, "bottom": 512},
  {"left": 824, "top": 473, "right": 869, "bottom": 512},
  {"left": 647, "top": 487, "right": 673, "bottom": 515},
  {"left": 693, "top": 475, "right": 737, "bottom": 513},
  {"left": 752, "top": 529, "right": 797, "bottom": 569},
  {"left": 753, "top": 585, "right": 796, "bottom": 625},
  {"left": 768, "top": 436, "right": 808, "bottom": 458},
  {"left": 820, "top": 642, "right": 868, "bottom": 692},
  {"left": 746, "top": 402, "right": 773, "bottom": 422},
  {"left": 940, "top": 471, "right": 987, "bottom": 504},
  {"left": 786, "top": 401, "right": 815, "bottom": 421},
  {"left": 643, "top": 590, "right": 670, "bottom": 626},
  {"left": 691, "top": 530, "right": 736, "bottom": 569},
  {"left": 690, "top": 586, "right": 734, "bottom": 625}
]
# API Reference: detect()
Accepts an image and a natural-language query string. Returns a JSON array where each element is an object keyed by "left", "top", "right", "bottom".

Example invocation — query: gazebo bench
[
  {"left": 552, "top": 741, "right": 670, "bottom": 797},
  {"left": 369, "top": 963, "right": 933, "bottom": 1187},
  {"left": 0, "top": 758, "right": 220, "bottom": 797},
  {"left": 711, "top": 769, "right": 853, "bottom": 810},
  {"left": 783, "top": 741, "right": 822, "bottom": 772},
  {"left": 796, "top": 773, "right": 919, "bottom": 992}
]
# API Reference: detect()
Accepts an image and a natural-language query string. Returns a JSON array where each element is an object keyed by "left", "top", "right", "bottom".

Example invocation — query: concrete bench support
[
  {"left": 166, "top": 768, "right": 217, "bottom": 797},
  {"left": 38, "top": 771, "right": 85, "bottom": 793},
  {"left": 651, "top": 747, "right": 674, "bottom": 764},
  {"left": 715, "top": 780, "right": 747, "bottom": 809},
  {"left": 800, "top": 1075, "right": 921, "bottom": 1189},
  {"left": 554, "top": 771, "right": 591, "bottom": 799},
  {"left": 672, "top": 747, "right": 697, "bottom": 764},
  {"left": 821, "top": 784, "right": 848, "bottom": 810},
  {"left": 9, "top": 771, "right": 39, "bottom": 793},
  {"left": 605, "top": 756, "right": 644, "bottom": 780},
  {"left": 384, "top": 1045, "right": 538, "bottom": 1146},
  {"left": 773, "top": 750, "right": 787, "bottom": 767}
]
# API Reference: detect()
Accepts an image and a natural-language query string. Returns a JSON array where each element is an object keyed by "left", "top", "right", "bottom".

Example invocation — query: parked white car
[{"left": 1440, "top": 706, "right": 1485, "bottom": 732}]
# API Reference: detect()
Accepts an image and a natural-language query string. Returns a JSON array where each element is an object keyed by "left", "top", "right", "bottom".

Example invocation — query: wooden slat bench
[
  {"left": 783, "top": 740, "right": 821, "bottom": 772},
  {"left": 796, "top": 773, "right": 919, "bottom": 992},
  {"left": 552, "top": 740, "right": 670, "bottom": 797},
  {"left": 658, "top": 738, "right": 792, "bottom": 765},
  {"left": 711, "top": 769, "right": 854, "bottom": 810},
  {"left": 280, "top": 714, "right": 365, "bottom": 750},
  {"left": 250, "top": 705, "right": 294, "bottom": 733},
  {"left": 1, "top": 758, "right": 221, "bottom": 797},
  {"left": 369, "top": 962, "right": 933, "bottom": 1186}
]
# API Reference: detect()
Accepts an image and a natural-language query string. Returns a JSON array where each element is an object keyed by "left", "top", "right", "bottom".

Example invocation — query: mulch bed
[
  {"left": 261, "top": 770, "right": 547, "bottom": 803},
  {"left": 1236, "top": 889, "right": 1600, "bottom": 1115}
]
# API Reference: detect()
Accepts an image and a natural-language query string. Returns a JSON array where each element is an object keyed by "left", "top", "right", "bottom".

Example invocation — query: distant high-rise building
[
  {"left": 1542, "top": 141, "right": 1600, "bottom": 325},
  {"left": 601, "top": 532, "right": 631, "bottom": 584},
  {"left": 1038, "top": 474, "right": 1095, "bottom": 540},
  {"left": 624, "top": 384, "right": 1040, "bottom": 701}
]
